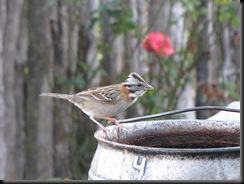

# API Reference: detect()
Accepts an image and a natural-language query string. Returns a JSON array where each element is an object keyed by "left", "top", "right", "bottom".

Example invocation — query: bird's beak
[{"left": 147, "top": 84, "right": 154, "bottom": 90}]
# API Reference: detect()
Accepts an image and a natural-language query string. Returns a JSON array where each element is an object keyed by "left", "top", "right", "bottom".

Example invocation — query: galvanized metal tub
[{"left": 88, "top": 120, "right": 240, "bottom": 180}]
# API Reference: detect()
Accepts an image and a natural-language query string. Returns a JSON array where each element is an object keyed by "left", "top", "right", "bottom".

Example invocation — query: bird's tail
[{"left": 39, "top": 92, "right": 73, "bottom": 100}]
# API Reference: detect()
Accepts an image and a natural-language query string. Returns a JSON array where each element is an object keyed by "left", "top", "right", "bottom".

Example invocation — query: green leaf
[
  {"left": 70, "top": 76, "right": 86, "bottom": 88},
  {"left": 231, "top": 17, "right": 240, "bottom": 27},
  {"left": 79, "top": 62, "right": 89, "bottom": 73},
  {"left": 56, "top": 76, "right": 68, "bottom": 85},
  {"left": 89, "top": 17, "right": 100, "bottom": 30}
]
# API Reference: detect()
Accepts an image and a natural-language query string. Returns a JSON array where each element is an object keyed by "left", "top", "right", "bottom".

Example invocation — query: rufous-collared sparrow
[{"left": 40, "top": 72, "right": 153, "bottom": 133}]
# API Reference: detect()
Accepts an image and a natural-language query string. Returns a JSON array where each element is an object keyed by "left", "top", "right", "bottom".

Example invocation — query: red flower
[{"left": 143, "top": 32, "right": 175, "bottom": 58}]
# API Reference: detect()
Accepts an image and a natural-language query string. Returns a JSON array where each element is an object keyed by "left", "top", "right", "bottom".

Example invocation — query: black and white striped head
[{"left": 123, "top": 72, "right": 153, "bottom": 100}]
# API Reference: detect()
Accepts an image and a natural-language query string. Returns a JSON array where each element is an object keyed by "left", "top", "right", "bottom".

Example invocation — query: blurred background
[{"left": 0, "top": 0, "right": 240, "bottom": 180}]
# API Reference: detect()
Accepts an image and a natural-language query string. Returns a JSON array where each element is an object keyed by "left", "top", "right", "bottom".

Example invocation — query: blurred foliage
[
  {"left": 217, "top": 1, "right": 240, "bottom": 27},
  {"left": 81, "top": 0, "right": 238, "bottom": 179},
  {"left": 43, "top": 0, "right": 240, "bottom": 180},
  {"left": 224, "top": 81, "right": 240, "bottom": 100},
  {"left": 89, "top": 0, "right": 139, "bottom": 36},
  {"left": 138, "top": 0, "right": 240, "bottom": 119},
  {"left": 180, "top": 0, "right": 208, "bottom": 21},
  {"left": 56, "top": 75, "right": 86, "bottom": 89}
]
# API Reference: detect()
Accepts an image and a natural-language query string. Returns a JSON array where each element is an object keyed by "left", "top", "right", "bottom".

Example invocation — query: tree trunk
[
  {"left": 137, "top": 0, "right": 149, "bottom": 75},
  {"left": 170, "top": 2, "right": 196, "bottom": 119},
  {"left": 14, "top": 3, "right": 28, "bottom": 179},
  {"left": 195, "top": 0, "right": 210, "bottom": 119},
  {"left": 100, "top": 0, "right": 118, "bottom": 84},
  {"left": 84, "top": 0, "right": 101, "bottom": 87},
  {"left": 149, "top": 0, "right": 171, "bottom": 32},
  {"left": 147, "top": 0, "right": 172, "bottom": 111},
  {"left": 0, "top": 0, "right": 7, "bottom": 180},
  {"left": 51, "top": 0, "right": 73, "bottom": 178},
  {"left": 207, "top": 1, "right": 218, "bottom": 83},
  {"left": 25, "top": 0, "right": 54, "bottom": 179},
  {"left": 1, "top": 0, "right": 24, "bottom": 180},
  {"left": 221, "top": 3, "right": 240, "bottom": 101},
  {"left": 125, "top": 0, "right": 149, "bottom": 118}
]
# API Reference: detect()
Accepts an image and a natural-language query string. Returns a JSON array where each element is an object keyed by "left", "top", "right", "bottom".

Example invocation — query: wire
[{"left": 116, "top": 106, "right": 240, "bottom": 124}]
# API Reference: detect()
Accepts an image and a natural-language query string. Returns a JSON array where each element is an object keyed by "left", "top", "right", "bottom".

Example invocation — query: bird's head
[{"left": 122, "top": 72, "right": 154, "bottom": 100}]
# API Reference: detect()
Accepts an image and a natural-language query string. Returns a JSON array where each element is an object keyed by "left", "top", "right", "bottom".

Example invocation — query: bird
[{"left": 40, "top": 72, "right": 153, "bottom": 133}]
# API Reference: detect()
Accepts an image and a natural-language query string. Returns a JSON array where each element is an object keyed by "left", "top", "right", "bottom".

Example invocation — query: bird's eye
[{"left": 137, "top": 83, "right": 142, "bottom": 87}]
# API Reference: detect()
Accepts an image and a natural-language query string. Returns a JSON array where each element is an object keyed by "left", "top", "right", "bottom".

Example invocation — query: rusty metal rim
[
  {"left": 94, "top": 119, "right": 240, "bottom": 154},
  {"left": 94, "top": 133, "right": 240, "bottom": 154}
]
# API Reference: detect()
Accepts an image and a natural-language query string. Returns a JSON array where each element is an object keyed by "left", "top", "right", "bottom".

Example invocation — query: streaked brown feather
[{"left": 76, "top": 84, "right": 122, "bottom": 103}]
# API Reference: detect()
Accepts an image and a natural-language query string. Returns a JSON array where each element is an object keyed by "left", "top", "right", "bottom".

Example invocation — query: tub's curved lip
[{"left": 94, "top": 119, "right": 240, "bottom": 154}]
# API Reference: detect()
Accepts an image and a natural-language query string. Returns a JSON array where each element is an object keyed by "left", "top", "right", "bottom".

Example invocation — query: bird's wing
[{"left": 77, "top": 85, "right": 121, "bottom": 103}]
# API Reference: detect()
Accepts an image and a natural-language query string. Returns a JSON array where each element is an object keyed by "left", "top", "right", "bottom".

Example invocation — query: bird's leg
[
  {"left": 89, "top": 116, "right": 110, "bottom": 134},
  {"left": 105, "top": 117, "right": 123, "bottom": 129}
]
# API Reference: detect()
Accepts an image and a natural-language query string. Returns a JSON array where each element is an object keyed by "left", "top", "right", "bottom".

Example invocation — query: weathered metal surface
[{"left": 88, "top": 120, "right": 240, "bottom": 180}]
